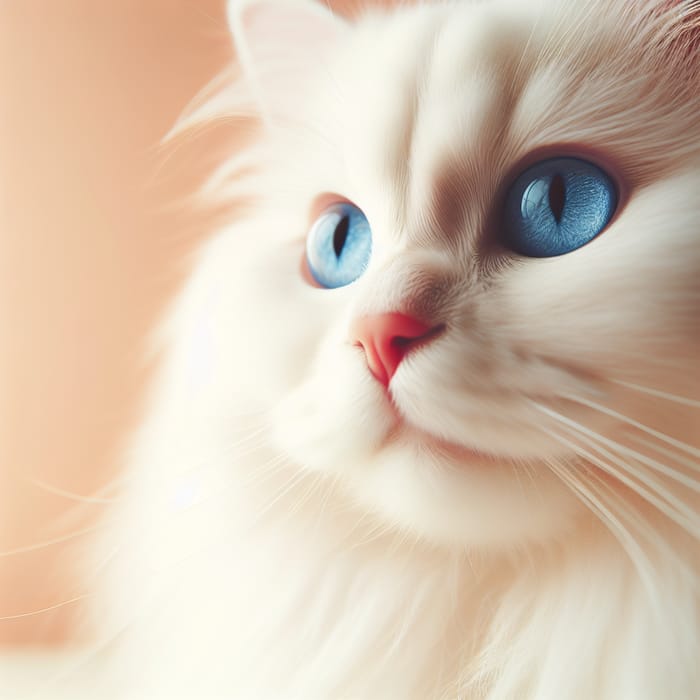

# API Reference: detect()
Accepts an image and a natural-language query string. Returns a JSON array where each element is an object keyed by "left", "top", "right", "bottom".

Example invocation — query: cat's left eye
[
  {"left": 502, "top": 157, "right": 617, "bottom": 258},
  {"left": 305, "top": 202, "right": 372, "bottom": 288}
]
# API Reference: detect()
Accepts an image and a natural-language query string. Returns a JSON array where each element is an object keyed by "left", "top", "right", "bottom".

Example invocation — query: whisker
[
  {"left": 168, "top": 424, "right": 271, "bottom": 482},
  {"left": 548, "top": 408, "right": 700, "bottom": 493},
  {"left": 311, "top": 471, "right": 342, "bottom": 535},
  {"left": 543, "top": 457, "right": 658, "bottom": 597},
  {"left": 611, "top": 379, "right": 700, "bottom": 408},
  {"left": 543, "top": 425, "right": 699, "bottom": 536},
  {"left": 222, "top": 422, "right": 270, "bottom": 448},
  {"left": 25, "top": 477, "right": 117, "bottom": 505},
  {"left": 0, "top": 594, "right": 89, "bottom": 622},
  {"left": 564, "top": 422, "right": 700, "bottom": 509},
  {"left": 246, "top": 465, "right": 310, "bottom": 526},
  {"left": 222, "top": 438, "right": 276, "bottom": 466},
  {"left": 287, "top": 473, "right": 326, "bottom": 519},
  {"left": 561, "top": 394, "right": 700, "bottom": 458},
  {"left": 584, "top": 470, "right": 698, "bottom": 589},
  {"left": 627, "top": 434, "right": 700, "bottom": 472},
  {"left": 586, "top": 431, "right": 700, "bottom": 493},
  {"left": 239, "top": 453, "right": 292, "bottom": 488},
  {"left": 546, "top": 455, "right": 696, "bottom": 618},
  {"left": 342, "top": 504, "right": 395, "bottom": 551},
  {"left": 347, "top": 517, "right": 393, "bottom": 551},
  {"left": 532, "top": 402, "right": 700, "bottom": 488},
  {"left": 0, "top": 525, "right": 100, "bottom": 558}
]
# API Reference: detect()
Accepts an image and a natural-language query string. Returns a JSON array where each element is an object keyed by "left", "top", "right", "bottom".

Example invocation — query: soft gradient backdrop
[
  {"left": 0, "top": 0, "right": 367, "bottom": 647},
  {"left": 0, "top": 0, "right": 232, "bottom": 645}
]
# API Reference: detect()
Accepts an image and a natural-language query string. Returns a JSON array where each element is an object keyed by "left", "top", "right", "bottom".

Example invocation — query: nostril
[
  {"left": 390, "top": 323, "right": 445, "bottom": 351},
  {"left": 350, "top": 313, "right": 444, "bottom": 386},
  {"left": 391, "top": 335, "right": 415, "bottom": 350}
]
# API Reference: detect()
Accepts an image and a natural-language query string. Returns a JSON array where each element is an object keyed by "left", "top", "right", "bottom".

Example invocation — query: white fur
[{"left": 85, "top": 1, "right": 700, "bottom": 697}]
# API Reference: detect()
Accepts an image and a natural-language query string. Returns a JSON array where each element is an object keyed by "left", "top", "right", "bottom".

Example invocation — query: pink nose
[{"left": 350, "top": 312, "right": 442, "bottom": 386}]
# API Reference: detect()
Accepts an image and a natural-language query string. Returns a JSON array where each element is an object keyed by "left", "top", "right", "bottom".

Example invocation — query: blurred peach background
[
  {"left": 0, "top": 0, "right": 235, "bottom": 646},
  {"left": 0, "top": 0, "right": 364, "bottom": 650}
]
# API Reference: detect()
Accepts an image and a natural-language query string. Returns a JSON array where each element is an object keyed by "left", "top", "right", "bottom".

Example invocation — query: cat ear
[{"left": 228, "top": 0, "right": 347, "bottom": 122}]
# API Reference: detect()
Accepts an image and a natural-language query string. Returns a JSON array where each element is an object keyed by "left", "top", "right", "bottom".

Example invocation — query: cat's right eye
[
  {"left": 305, "top": 202, "right": 372, "bottom": 288},
  {"left": 502, "top": 157, "right": 617, "bottom": 258}
]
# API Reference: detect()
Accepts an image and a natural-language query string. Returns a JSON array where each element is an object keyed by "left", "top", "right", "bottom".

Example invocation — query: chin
[{"left": 270, "top": 347, "right": 583, "bottom": 550}]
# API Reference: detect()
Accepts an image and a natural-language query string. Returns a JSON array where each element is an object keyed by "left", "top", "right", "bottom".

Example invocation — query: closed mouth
[{"left": 383, "top": 414, "right": 506, "bottom": 465}]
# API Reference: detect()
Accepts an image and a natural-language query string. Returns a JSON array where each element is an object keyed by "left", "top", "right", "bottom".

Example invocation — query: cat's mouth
[{"left": 384, "top": 415, "right": 507, "bottom": 466}]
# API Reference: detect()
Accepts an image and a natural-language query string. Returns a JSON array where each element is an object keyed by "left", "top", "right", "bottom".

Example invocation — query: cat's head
[{"left": 176, "top": 0, "right": 700, "bottom": 549}]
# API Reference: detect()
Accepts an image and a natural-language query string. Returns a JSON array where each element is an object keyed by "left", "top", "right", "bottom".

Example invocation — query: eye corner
[{"left": 300, "top": 253, "right": 324, "bottom": 288}]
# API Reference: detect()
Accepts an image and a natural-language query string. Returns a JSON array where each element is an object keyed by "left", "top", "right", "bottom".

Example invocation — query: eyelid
[
  {"left": 497, "top": 144, "right": 628, "bottom": 231},
  {"left": 502, "top": 145, "right": 627, "bottom": 200},
  {"left": 308, "top": 193, "right": 354, "bottom": 222}
]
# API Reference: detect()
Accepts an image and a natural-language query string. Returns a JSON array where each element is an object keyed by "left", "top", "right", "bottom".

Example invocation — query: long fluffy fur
[{"left": 78, "top": 1, "right": 700, "bottom": 697}]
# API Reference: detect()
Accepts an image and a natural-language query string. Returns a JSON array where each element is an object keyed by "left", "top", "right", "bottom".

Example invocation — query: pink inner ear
[
  {"left": 232, "top": 1, "right": 343, "bottom": 74},
  {"left": 245, "top": 5, "right": 338, "bottom": 46}
]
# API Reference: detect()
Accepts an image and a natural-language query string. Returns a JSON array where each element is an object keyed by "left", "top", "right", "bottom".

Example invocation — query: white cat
[{"left": 87, "top": 0, "right": 700, "bottom": 697}]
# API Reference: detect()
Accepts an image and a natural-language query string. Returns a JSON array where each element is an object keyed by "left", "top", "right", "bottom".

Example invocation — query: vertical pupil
[
  {"left": 548, "top": 174, "right": 566, "bottom": 223},
  {"left": 333, "top": 215, "right": 350, "bottom": 258}
]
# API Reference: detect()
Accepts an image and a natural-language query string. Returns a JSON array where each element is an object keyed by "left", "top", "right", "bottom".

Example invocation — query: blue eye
[
  {"left": 305, "top": 202, "right": 372, "bottom": 288},
  {"left": 503, "top": 157, "right": 617, "bottom": 258}
]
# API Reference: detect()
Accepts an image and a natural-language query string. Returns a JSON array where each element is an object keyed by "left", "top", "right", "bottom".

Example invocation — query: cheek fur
[
  {"left": 272, "top": 365, "right": 395, "bottom": 473},
  {"left": 201, "top": 230, "right": 336, "bottom": 401}
]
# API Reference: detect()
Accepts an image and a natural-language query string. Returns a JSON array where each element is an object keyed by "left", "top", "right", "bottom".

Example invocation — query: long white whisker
[
  {"left": 544, "top": 404, "right": 700, "bottom": 493},
  {"left": 561, "top": 394, "right": 700, "bottom": 458},
  {"left": 543, "top": 458, "right": 658, "bottom": 597},
  {"left": 570, "top": 425, "right": 700, "bottom": 519},
  {"left": 247, "top": 466, "right": 310, "bottom": 527},
  {"left": 0, "top": 594, "right": 89, "bottom": 622},
  {"left": 222, "top": 423, "right": 270, "bottom": 450},
  {"left": 287, "top": 473, "right": 326, "bottom": 519},
  {"left": 565, "top": 425, "right": 700, "bottom": 494},
  {"left": 239, "top": 453, "right": 292, "bottom": 488},
  {"left": 543, "top": 425, "right": 699, "bottom": 536},
  {"left": 627, "top": 434, "right": 700, "bottom": 472},
  {"left": 312, "top": 471, "right": 342, "bottom": 534},
  {"left": 532, "top": 402, "right": 700, "bottom": 488},
  {"left": 0, "top": 525, "right": 101, "bottom": 558},
  {"left": 165, "top": 424, "right": 270, "bottom": 483},
  {"left": 25, "top": 477, "right": 117, "bottom": 504},
  {"left": 584, "top": 470, "right": 698, "bottom": 589},
  {"left": 344, "top": 508, "right": 394, "bottom": 551},
  {"left": 611, "top": 380, "right": 700, "bottom": 408}
]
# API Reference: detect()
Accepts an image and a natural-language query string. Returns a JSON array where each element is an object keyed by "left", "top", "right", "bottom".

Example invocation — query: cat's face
[{"left": 183, "top": 0, "right": 700, "bottom": 549}]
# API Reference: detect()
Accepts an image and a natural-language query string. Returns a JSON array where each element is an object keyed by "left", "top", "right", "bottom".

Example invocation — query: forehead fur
[{"left": 309, "top": 0, "right": 699, "bottom": 245}]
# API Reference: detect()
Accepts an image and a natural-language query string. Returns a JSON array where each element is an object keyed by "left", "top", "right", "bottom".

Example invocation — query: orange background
[
  {"left": 0, "top": 0, "right": 363, "bottom": 648},
  {"left": 0, "top": 0, "right": 234, "bottom": 645}
]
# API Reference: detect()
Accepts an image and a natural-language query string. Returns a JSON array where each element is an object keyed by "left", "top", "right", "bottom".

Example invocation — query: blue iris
[
  {"left": 306, "top": 202, "right": 372, "bottom": 288},
  {"left": 503, "top": 157, "right": 617, "bottom": 257}
]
